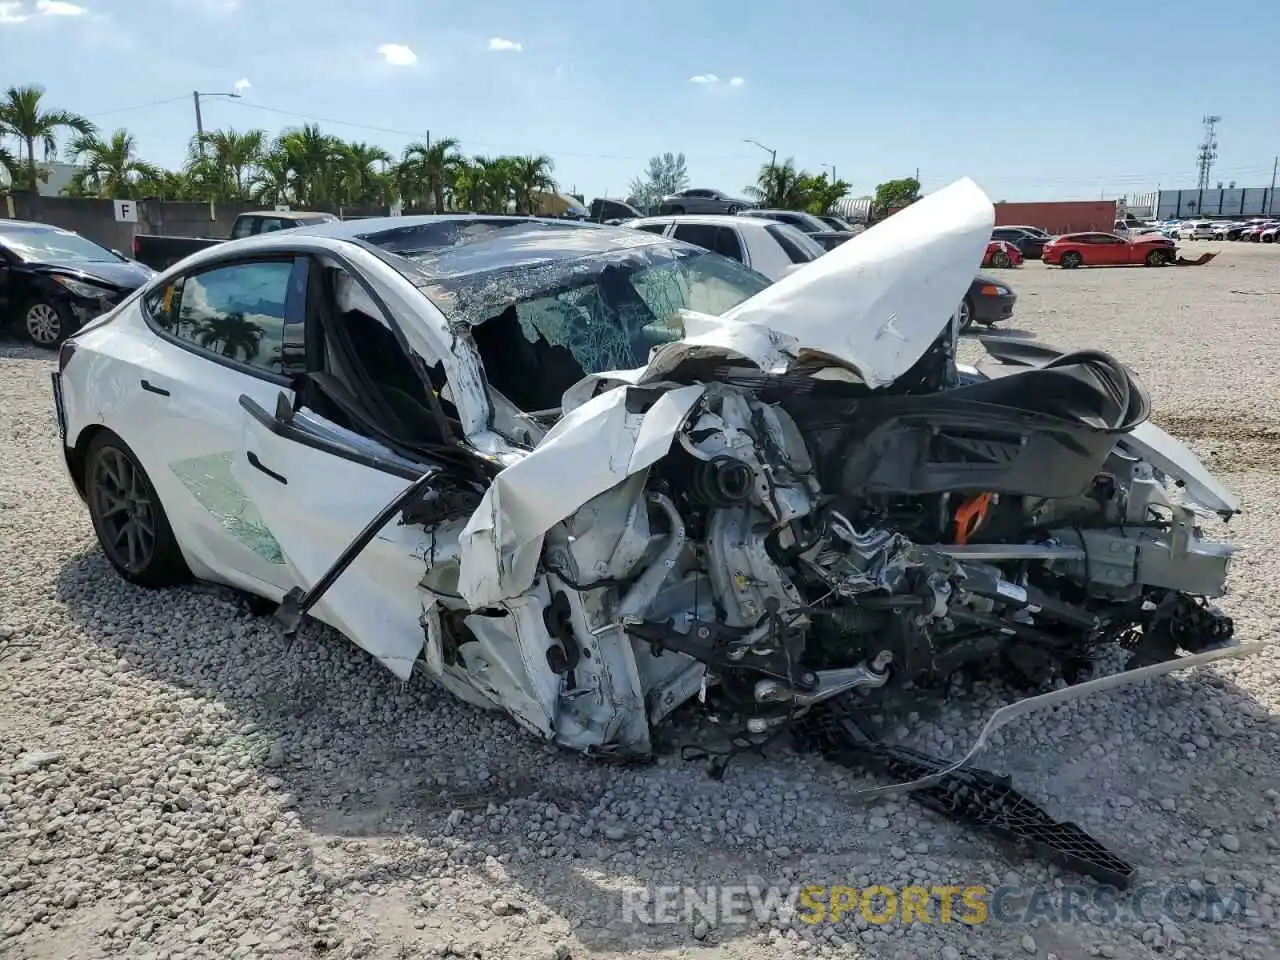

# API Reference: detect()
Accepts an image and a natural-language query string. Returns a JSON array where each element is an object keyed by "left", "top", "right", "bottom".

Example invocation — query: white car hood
[{"left": 720, "top": 176, "right": 993, "bottom": 388}]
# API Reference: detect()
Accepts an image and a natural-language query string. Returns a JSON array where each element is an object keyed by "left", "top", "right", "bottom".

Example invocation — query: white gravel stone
[{"left": 4, "top": 249, "right": 1280, "bottom": 958}]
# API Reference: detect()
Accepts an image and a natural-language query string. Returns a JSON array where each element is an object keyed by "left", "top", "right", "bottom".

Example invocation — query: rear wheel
[
  {"left": 992, "top": 249, "right": 1012, "bottom": 268},
  {"left": 958, "top": 296, "right": 975, "bottom": 332},
  {"left": 84, "top": 431, "right": 191, "bottom": 588},
  {"left": 725, "top": 204, "right": 742, "bottom": 214},
  {"left": 1060, "top": 251, "right": 1083, "bottom": 269}
]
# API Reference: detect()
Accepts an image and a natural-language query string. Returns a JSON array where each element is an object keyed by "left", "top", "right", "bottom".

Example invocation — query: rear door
[{"left": 129, "top": 254, "right": 309, "bottom": 595}]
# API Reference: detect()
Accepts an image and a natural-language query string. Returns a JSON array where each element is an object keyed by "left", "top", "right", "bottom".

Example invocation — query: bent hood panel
[{"left": 720, "top": 177, "right": 994, "bottom": 388}]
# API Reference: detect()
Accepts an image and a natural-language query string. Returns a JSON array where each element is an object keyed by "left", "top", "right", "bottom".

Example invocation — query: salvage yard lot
[{"left": 2, "top": 243, "right": 1280, "bottom": 960}]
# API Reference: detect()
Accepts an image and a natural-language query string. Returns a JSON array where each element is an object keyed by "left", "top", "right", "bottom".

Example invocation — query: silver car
[{"left": 656, "top": 188, "right": 752, "bottom": 215}]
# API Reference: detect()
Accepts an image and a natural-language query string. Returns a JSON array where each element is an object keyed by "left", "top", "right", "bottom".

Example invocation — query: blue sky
[{"left": 3, "top": 0, "right": 1278, "bottom": 203}]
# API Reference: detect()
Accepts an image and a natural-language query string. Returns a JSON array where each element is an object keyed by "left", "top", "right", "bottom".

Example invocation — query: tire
[
  {"left": 725, "top": 204, "right": 742, "bottom": 215},
  {"left": 1145, "top": 248, "right": 1167, "bottom": 267},
  {"left": 22, "top": 298, "right": 72, "bottom": 348},
  {"left": 1060, "top": 251, "right": 1083, "bottom": 269},
  {"left": 992, "top": 250, "right": 1012, "bottom": 268},
  {"left": 84, "top": 431, "right": 191, "bottom": 588},
  {"left": 958, "top": 296, "right": 975, "bottom": 333},
  {"left": 1264, "top": 234, "right": 1275, "bottom": 244}
]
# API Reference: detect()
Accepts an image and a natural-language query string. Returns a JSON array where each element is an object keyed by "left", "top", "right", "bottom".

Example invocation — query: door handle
[
  {"left": 140, "top": 379, "right": 170, "bottom": 397},
  {"left": 246, "top": 451, "right": 287, "bottom": 484}
]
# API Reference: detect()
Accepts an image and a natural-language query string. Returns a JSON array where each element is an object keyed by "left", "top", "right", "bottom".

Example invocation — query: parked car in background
[
  {"left": 1238, "top": 220, "right": 1276, "bottom": 241},
  {"left": 655, "top": 188, "right": 752, "bottom": 216},
  {"left": 982, "top": 239, "right": 1023, "bottom": 268},
  {"left": 1210, "top": 221, "right": 1247, "bottom": 241},
  {"left": 736, "top": 209, "right": 857, "bottom": 251},
  {"left": 991, "top": 226, "right": 1051, "bottom": 260},
  {"left": 131, "top": 210, "right": 340, "bottom": 272},
  {"left": 588, "top": 198, "right": 644, "bottom": 223},
  {"left": 1042, "top": 232, "right": 1178, "bottom": 268},
  {"left": 0, "top": 219, "right": 155, "bottom": 347},
  {"left": 1176, "top": 220, "right": 1215, "bottom": 241},
  {"left": 620, "top": 214, "right": 823, "bottom": 281},
  {"left": 958, "top": 275, "right": 1016, "bottom": 332},
  {"left": 817, "top": 214, "right": 864, "bottom": 234},
  {"left": 1261, "top": 223, "right": 1280, "bottom": 243}
]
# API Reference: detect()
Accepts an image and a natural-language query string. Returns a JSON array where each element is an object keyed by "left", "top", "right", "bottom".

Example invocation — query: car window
[
  {"left": 145, "top": 259, "right": 305, "bottom": 377},
  {"left": 765, "top": 223, "right": 821, "bottom": 264},
  {"left": 634, "top": 222, "right": 669, "bottom": 235},
  {"left": 672, "top": 222, "right": 722, "bottom": 252},
  {"left": 256, "top": 218, "right": 288, "bottom": 234},
  {"left": 683, "top": 189, "right": 713, "bottom": 199},
  {"left": 711, "top": 227, "right": 744, "bottom": 262},
  {"left": 230, "top": 217, "right": 259, "bottom": 240},
  {"left": 0, "top": 226, "right": 121, "bottom": 264},
  {"left": 467, "top": 249, "right": 770, "bottom": 410}
]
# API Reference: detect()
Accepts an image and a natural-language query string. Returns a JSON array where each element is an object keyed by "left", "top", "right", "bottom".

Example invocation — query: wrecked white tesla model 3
[{"left": 56, "top": 179, "right": 1244, "bottom": 758}]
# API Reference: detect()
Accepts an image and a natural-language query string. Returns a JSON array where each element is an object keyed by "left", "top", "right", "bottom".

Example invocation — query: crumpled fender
[{"left": 456, "top": 383, "right": 706, "bottom": 607}]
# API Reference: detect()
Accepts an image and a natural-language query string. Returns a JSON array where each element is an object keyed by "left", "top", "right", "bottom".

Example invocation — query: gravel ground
[{"left": 3, "top": 242, "right": 1280, "bottom": 960}]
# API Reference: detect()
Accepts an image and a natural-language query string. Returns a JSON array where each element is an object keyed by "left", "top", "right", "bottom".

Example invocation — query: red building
[{"left": 993, "top": 200, "right": 1117, "bottom": 235}]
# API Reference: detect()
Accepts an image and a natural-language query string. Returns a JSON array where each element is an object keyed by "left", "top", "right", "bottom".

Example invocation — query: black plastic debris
[{"left": 794, "top": 693, "right": 1135, "bottom": 890}]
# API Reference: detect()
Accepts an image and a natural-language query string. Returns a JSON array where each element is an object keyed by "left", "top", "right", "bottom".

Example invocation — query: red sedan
[
  {"left": 982, "top": 239, "right": 1023, "bottom": 268},
  {"left": 1042, "top": 232, "right": 1177, "bottom": 268}
]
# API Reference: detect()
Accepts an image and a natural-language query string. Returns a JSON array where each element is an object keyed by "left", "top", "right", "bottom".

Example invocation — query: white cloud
[
  {"left": 36, "top": 0, "right": 86, "bottom": 14},
  {"left": 689, "top": 74, "right": 719, "bottom": 84},
  {"left": 233, "top": 77, "right": 252, "bottom": 93},
  {"left": 729, "top": 76, "right": 745, "bottom": 87},
  {"left": 0, "top": 2, "right": 29, "bottom": 23},
  {"left": 487, "top": 36, "right": 522, "bottom": 52},
  {"left": 377, "top": 43, "right": 417, "bottom": 66}
]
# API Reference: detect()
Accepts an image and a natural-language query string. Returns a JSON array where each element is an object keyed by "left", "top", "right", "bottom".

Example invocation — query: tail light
[
  {"left": 58, "top": 340, "right": 77, "bottom": 373},
  {"left": 132, "top": 235, "right": 141, "bottom": 259},
  {"left": 979, "top": 284, "right": 1002, "bottom": 296}
]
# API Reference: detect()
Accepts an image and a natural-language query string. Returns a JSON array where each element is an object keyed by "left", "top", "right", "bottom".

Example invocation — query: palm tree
[
  {"left": 337, "top": 140, "right": 393, "bottom": 206},
  {"left": 273, "top": 124, "right": 344, "bottom": 207},
  {"left": 508, "top": 154, "right": 556, "bottom": 215},
  {"left": 194, "top": 312, "right": 264, "bottom": 362},
  {"left": 745, "top": 158, "right": 810, "bottom": 210},
  {"left": 66, "top": 129, "right": 160, "bottom": 199},
  {"left": 397, "top": 137, "right": 461, "bottom": 212},
  {"left": 0, "top": 84, "right": 95, "bottom": 192},
  {"left": 195, "top": 128, "right": 266, "bottom": 199},
  {"left": 464, "top": 155, "right": 517, "bottom": 213},
  {"left": 249, "top": 151, "right": 292, "bottom": 206},
  {"left": 0, "top": 143, "right": 17, "bottom": 189}
]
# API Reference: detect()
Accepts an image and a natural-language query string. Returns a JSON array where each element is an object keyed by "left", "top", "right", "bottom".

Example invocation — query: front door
[{"left": 232, "top": 394, "right": 440, "bottom": 679}]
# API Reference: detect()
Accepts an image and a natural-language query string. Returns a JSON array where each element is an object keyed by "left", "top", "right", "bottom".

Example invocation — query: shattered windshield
[{"left": 421, "top": 243, "right": 772, "bottom": 411}]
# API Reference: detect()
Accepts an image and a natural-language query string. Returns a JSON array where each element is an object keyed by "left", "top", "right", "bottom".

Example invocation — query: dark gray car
[{"left": 656, "top": 188, "right": 752, "bottom": 216}]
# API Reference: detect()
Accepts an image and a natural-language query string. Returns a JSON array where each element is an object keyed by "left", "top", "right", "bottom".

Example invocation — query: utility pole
[
  {"left": 1270, "top": 156, "right": 1278, "bottom": 216},
  {"left": 1195, "top": 115, "right": 1221, "bottom": 191},
  {"left": 821, "top": 162, "right": 837, "bottom": 182},
  {"left": 192, "top": 90, "right": 242, "bottom": 156}
]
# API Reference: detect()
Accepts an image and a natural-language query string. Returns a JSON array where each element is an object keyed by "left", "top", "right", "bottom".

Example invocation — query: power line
[{"left": 83, "top": 95, "right": 189, "bottom": 118}]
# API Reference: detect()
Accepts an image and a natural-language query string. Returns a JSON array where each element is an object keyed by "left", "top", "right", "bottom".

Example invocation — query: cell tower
[{"left": 1196, "top": 115, "right": 1221, "bottom": 190}]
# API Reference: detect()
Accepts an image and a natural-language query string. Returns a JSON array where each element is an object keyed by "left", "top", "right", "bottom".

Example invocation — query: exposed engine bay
[
  {"left": 400, "top": 326, "right": 1244, "bottom": 765},
  {"left": 269, "top": 178, "right": 1256, "bottom": 883}
]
